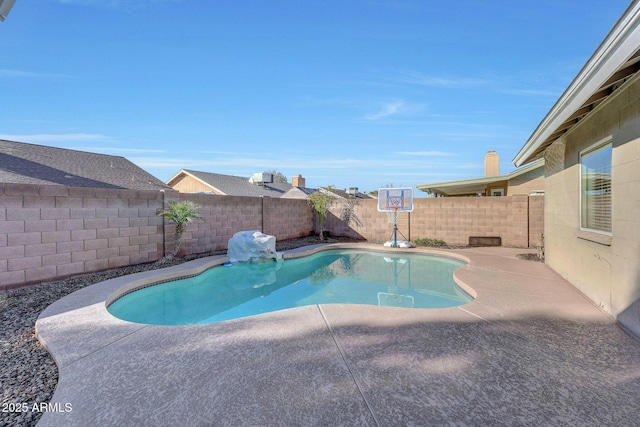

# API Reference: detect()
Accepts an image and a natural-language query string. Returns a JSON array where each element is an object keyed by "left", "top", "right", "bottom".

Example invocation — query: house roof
[
  {"left": 0, "top": 0, "right": 16, "bottom": 21},
  {"left": 417, "top": 159, "right": 544, "bottom": 196},
  {"left": 168, "top": 169, "right": 295, "bottom": 197},
  {"left": 281, "top": 186, "right": 317, "bottom": 199},
  {"left": 0, "top": 140, "right": 171, "bottom": 190},
  {"left": 514, "top": 1, "right": 640, "bottom": 166},
  {"left": 320, "top": 187, "right": 375, "bottom": 200}
]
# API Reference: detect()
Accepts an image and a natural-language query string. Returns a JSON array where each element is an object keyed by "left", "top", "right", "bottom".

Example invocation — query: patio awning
[{"left": 417, "top": 159, "right": 543, "bottom": 197}]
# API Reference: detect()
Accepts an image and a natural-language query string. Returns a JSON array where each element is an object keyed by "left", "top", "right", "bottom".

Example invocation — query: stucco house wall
[
  {"left": 507, "top": 173, "right": 545, "bottom": 196},
  {"left": 542, "top": 74, "right": 640, "bottom": 329},
  {"left": 170, "top": 176, "right": 219, "bottom": 194},
  {"left": 485, "top": 181, "right": 508, "bottom": 197}
]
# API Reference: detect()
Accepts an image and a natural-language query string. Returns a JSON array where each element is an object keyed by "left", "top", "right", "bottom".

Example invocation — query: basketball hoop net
[{"left": 386, "top": 208, "right": 398, "bottom": 224}]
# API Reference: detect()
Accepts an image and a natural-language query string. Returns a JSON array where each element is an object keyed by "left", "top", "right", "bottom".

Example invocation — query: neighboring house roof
[
  {"left": 0, "top": 140, "right": 171, "bottom": 190},
  {"left": 417, "top": 159, "right": 544, "bottom": 197},
  {"left": 167, "top": 169, "right": 294, "bottom": 197},
  {"left": 319, "top": 187, "right": 374, "bottom": 200},
  {"left": 282, "top": 186, "right": 375, "bottom": 200},
  {"left": 281, "top": 186, "right": 317, "bottom": 199},
  {"left": 514, "top": 1, "right": 640, "bottom": 166}
]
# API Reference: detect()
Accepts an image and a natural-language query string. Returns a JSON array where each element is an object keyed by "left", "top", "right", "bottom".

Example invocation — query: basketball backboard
[{"left": 377, "top": 187, "right": 414, "bottom": 212}]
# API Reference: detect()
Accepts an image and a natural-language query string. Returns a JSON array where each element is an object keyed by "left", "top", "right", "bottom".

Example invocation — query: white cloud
[
  {"left": 132, "top": 152, "right": 473, "bottom": 176},
  {"left": 0, "top": 133, "right": 111, "bottom": 142},
  {"left": 365, "top": 101, "right": 406, "bottom": 120},
  {"left": 400, "top": 71, "right": 488, "bottom": 88},
  {"left": 76, "top": 146, "right": 165, "bottom": 154},
  {"left": 0, "top": 69, "right": 72, "bottom": 79},
  {"left": 131, "top": 155, "right": 377, "bottom": 171},
  {"left": 374, "top": 171, "right": 466, "bottom": 177},
  {"left": 55, "top": 0, "right": 121, "bottom": 5},
  {"left": 454, "top": 163, "right": 482, "bottom": 170},
  {"left": 53, "top": 0, "right": 178, "bottom": 8},
  {"left": 499, "top": 88, "right": 561, "bottom": 97},
  {"left": 395, "top": 151, "right": 453, "bottom": 156},
  {"left": 130, "top": 151, "right": 485, "bottom": 189}
]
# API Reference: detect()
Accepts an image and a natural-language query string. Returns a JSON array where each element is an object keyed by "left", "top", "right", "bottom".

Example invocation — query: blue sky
[{"left": 0, "top": 1, "right": 631, "bottom": 194}]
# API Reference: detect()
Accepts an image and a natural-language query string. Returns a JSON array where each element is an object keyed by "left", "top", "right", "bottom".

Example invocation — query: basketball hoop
[{"left": 377, "top": 187, "right": 413, "bottom": 248}]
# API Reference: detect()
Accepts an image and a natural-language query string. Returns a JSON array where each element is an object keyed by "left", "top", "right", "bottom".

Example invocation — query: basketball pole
[
  {"left": 390, "top": 208, "right": 409, "bottom": 247},
  {"left": 393, "top": 208, "right": 398, "bottom": 248}
]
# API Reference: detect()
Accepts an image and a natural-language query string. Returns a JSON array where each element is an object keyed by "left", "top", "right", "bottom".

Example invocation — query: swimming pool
[{"left": 107, "top": 249, "right": 472, "bottom": 325}]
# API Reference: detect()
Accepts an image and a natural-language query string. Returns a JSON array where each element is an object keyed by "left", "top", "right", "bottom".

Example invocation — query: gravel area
[
  {"left": 516, "top": 252, "right": 544, "bottom": 262},
  {"left": 0, "top": 236, "right": 353, "bottom": 427}
]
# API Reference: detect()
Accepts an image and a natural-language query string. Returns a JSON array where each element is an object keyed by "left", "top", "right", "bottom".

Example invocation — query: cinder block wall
[
  {"left": 262, "top": 196, "right": 314, "bottom": 240},
  {"left": 169, "top": 193, "right": 263, "bottom": 256},
  {"left": 172, "top": 194, "right": 314, "bottom": 257},
  {"left": 0, "top": 186, "right": 317, "bottom": 289},
  {"left": 0, "top": 183, "right": 165, "bottom": 289},
  {"left": 1, "top": 183, "right": 542, "bottom": 290},
  {"left": 325, "top": 195, "right": 543, "bottom": 247}
]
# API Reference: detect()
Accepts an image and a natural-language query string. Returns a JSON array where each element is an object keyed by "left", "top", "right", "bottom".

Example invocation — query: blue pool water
[{"left": 107, "top": 249, "right": 471, "bottom": 325}]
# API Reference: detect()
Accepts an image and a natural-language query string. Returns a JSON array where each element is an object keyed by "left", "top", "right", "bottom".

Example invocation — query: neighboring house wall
[
  {"left": 325, "top": 195, "right": 543, "bottom": 248},
  {"left": 542, "top": 75, "right": 640, "bottom": 328},
  {"left": 1, "top": 184, "right": 542, "bottom": 290},
  {"left": 486, "top": 181, "right": 508, "bottom": 197},
  {"left": 170, "top": 176, "right": 220, "bottom": 194}
]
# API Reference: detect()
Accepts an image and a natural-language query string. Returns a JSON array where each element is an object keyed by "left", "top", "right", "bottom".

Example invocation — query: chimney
[
  {"left": 484, "top": 151, "right": 499, "bottom": 177},
  {"left": 292, "top": 174, "right": 305, "bottom": 187}
]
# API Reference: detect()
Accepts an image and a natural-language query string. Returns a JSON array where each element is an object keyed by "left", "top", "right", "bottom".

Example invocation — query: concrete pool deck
[{"left": 35, "top": 244, "right": 640, "bottom": 426}]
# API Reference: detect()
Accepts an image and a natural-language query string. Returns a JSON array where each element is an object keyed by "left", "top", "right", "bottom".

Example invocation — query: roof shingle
[
  {"left": 174, "top": 169, "right": 294, "bottom": 197},
  {"left": 0, "top": 140, "right": 170, "bottom": 190}
]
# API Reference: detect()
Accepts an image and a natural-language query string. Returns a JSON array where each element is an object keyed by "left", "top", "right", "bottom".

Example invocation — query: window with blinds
[{"left": 580, "top": 141, "right": 612, "bottom": 233}]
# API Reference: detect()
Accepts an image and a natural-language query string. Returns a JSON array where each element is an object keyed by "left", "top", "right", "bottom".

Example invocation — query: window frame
[{"left": 579, "top": 137, "right": 612, "bottom": 235}]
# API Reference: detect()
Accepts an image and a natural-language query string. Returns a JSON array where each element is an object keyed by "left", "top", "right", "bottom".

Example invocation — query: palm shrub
[
  {"left": 308, "top": 192, "right": 335, "bottom": 240},
  {"left": 308, "top": 192, "right": 363, "bottom": 240},
  {"left": 157, "top": 200, "right": 203, "bottom": 261}
]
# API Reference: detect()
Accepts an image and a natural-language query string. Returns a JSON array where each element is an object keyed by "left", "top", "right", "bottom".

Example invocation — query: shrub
[
  {"left": 157, "top": 200, "right": 202, "bottom": 261},
  {"left": 414, "top": 237, "right": 447, "bottom": 247}
]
